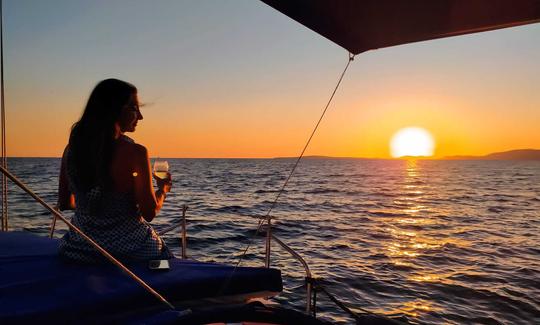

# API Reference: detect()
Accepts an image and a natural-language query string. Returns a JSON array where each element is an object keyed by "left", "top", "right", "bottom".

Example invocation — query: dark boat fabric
[
  {"left": 0, "top": 231, "right": 282, "bottom": 324},
  {"left": 261, "top": 0, "right": 540, "bottom": 54}
]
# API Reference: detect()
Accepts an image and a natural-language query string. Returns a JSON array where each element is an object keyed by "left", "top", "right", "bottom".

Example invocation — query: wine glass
[{"left": 153, "top": 160, "right": 169, "bottom": 180}]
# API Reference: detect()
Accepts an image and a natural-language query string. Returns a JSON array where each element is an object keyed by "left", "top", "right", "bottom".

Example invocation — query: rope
[
  {"left": 312, "top": 283, "right": 317, "bottom": 318},
  {"left": 216, "top": 53, "right": 355, "bottom": 296},
  {"left": 316, "top": 284, "right": 361, "bottom": 322},
  {"left": 311, "top": 278, "right": 408, "bottom": 325},
  {"left": 0, "top": 0, "right": 8, "bottom": 232}
]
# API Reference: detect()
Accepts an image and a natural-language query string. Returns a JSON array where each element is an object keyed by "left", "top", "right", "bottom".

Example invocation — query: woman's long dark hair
[{"left": 68, "top": 79, "right": 137, "bottom": 191}]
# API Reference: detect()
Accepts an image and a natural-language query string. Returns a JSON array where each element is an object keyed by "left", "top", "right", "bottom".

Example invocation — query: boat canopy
[{"left": 261, "top": 0, "right": 540, "bottom": 54}]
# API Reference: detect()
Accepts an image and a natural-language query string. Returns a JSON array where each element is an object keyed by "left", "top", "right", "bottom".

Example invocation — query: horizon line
[{"left": 5, "top": 148, "right": 539, "bottom": 160}]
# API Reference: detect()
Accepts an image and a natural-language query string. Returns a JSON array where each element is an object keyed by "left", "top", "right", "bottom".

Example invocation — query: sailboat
[{"left": 1, "top": 1, "right": 539, "bottom": 324}]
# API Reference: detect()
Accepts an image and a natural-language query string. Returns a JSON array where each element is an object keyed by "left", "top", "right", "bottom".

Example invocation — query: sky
[{"left": 3, "top": 0, "right": 540, "bottom": 158}]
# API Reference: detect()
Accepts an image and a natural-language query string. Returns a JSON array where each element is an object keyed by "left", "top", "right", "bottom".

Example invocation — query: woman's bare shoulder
[{"left": 116, "top": 139, "right": 148, "bottom": 160}]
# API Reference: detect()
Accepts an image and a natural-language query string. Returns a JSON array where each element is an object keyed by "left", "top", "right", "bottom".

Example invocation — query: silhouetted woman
[{"left": 57, "top": 78, "right": 172, "bottom": 263}]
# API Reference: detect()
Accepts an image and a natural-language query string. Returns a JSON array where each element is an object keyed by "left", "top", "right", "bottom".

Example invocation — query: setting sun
[{"left": 390, "top": 127, "right": 435, "bottom": 158}]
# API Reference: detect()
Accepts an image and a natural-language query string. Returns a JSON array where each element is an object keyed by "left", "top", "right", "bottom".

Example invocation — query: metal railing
[
  {"left": 261, "top": 214, "right": 313, "bottom": 314},
  {"left": 271, "top": 234, "right": 313, "bottom": 314},
  {"left": 157, "top": 205, "right": 188, "bottom": 259},
  {"left": 155, "top": 210, "right": 314, "bottom": 314}
]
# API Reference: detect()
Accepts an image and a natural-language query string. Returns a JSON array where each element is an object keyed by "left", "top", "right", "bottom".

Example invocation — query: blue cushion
[{"left": 0, "top": 231, "right": 282, "bottom": 323}]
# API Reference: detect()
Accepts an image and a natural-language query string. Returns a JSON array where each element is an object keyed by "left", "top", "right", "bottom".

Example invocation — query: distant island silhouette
[
  {"left": 443, "top": 149, "right": 540, "bottom": 160},
  {"left": 275, "top": 149, "right": 540, "bottom": 160}
]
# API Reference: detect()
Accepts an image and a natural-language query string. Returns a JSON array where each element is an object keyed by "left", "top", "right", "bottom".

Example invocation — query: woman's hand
[{"left": 153, "top": 171, "right": 172, "bottom": 193}]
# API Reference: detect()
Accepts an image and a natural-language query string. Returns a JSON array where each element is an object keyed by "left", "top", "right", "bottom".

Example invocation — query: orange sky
[{"left": 3, "top": 2, "right": 540, "bottom": 158}]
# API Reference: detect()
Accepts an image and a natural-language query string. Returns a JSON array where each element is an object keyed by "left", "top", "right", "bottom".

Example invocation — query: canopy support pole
[{"left": 0, "top": 0, "right": 8, "bottom": 232}]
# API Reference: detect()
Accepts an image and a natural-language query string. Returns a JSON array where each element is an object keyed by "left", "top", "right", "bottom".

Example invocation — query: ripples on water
[{"left": 4, "top": 158, "right": 540, "bottom": 324}]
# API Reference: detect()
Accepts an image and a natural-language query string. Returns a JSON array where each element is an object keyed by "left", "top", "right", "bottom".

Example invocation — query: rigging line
[
  {"left": 238, "top": 52, "right": 355, "bottom": 266},
  {"left": 216, "top": 53, "right": 355, "bottom": 297},
  {"left": 262, "top": 52, "right": 355, "bottom": 222}
]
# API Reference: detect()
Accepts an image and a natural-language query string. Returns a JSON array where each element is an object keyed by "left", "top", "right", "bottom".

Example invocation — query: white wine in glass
[{"left": 153, "top": 160, "right": 169, "bottom": 180}]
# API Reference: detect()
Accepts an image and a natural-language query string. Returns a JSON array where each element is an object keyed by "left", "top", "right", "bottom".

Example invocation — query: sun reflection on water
[
  {"left": 382, "top": 159, "right": 446, "bottom": 317},
  {"left": 399, "top": 299, "right": 439, "bottom": 317},
  {"left": 409, "top": 274, "right": 440, "bottom": 282},
  {"left": 380, "top": 299, "right": 440, "bottom": 319}
]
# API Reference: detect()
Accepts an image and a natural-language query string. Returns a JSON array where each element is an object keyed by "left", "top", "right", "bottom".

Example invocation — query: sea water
[{"left": 3, "top": 158, "right": 540, "bottom": 324}]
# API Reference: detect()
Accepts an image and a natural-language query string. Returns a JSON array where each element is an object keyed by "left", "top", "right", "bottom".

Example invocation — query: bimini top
[
  {"left": 261, "top": 0, "right": 540, "bottom": 54},
  {"left": 0, "top": 231, "right": 282, "bottom": 323}
]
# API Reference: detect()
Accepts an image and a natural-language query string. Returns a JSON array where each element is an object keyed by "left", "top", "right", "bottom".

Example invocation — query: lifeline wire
[{"left": 216, "top": 53, "right": 355, "bottom": 298}]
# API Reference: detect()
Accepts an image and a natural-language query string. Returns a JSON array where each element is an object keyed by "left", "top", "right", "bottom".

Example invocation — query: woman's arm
[
  {"left": 132, "top": 145, "right": 171, "bottom": 222},
  {"left": 57, "top": 147, "right": 75, "bottom": 211}
]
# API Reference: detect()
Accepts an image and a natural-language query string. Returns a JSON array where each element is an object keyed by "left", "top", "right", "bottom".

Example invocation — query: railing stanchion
[
  {"left": 49, "top": 214, "right": 57, "bottom": 238},
  {"left": 181, "top": 204, "right": 188, "bottom": 259},
  {"left": 264, "top": 216, "right": 271, "bottom": 268},
  {"left": 307, "top": 277, "right": 313, "bottom": 314}
]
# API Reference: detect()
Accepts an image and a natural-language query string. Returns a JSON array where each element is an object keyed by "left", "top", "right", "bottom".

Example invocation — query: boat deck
[{"left": 0, "top": 231, "right": 282, "bottom": 323}]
